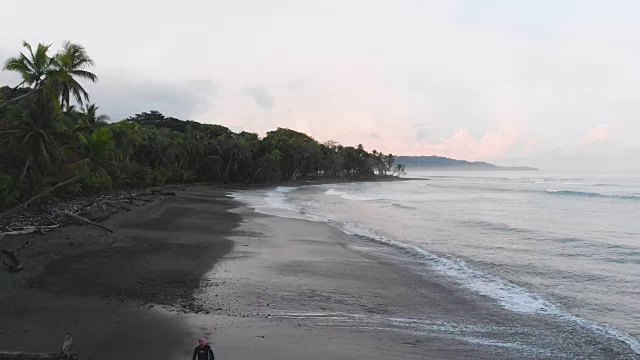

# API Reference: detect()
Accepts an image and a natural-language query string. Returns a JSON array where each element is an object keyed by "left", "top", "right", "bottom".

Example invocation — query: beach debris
[
  {"left": 0, "top": 186, "right": 180, "bottom": 234},
  {"left": 0, "top": 231, "right": 39, "bottom": 272},
  {"left": 0, "top": 175, "right": 84, "bottom": 222},
  {"left": 0, "top": 186, "right": 179, "bottom": 272},
  {"left": 54, "top": 210, "right": 114, "bottom": 233},
  {"left": 0, "top": 248, "right": 22, "bottom": 272},
  {"left": 0, "top": 351, "right": 58, "bottom": 359},
  {"left": 0, "top": 225, "right": 59, "bottom": 237},
  {"left": 0, "top": 332, "right": 77, "bottom": 359}
]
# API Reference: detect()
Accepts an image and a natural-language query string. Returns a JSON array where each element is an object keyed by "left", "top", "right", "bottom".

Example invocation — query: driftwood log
[
  {"left": 0, "top": 175, "right": 83, "bottom": 221},
  {"left": 0, "top": 226, "right": 57, "bottom": 272},
  {"left": 1, "top": 248, "right": 23, "bottom": 272},
  {"left": 54, "top": 210, "right": 114, "bottom": 233},
  {"left": 0, "top": 352, "right": 59, "bottom": 360},
  {"left": 0, "top": 332, "right": 76, "bottom": 359}
]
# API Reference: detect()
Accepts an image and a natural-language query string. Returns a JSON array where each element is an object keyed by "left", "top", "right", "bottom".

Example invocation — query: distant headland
[{"left": 396, "top": 156, "right": 539, "bottom": 171}]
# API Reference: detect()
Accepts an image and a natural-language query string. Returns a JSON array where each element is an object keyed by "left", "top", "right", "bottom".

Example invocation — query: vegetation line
[{"left": 0, "top": 41, "right": 405, "bottom": 210}]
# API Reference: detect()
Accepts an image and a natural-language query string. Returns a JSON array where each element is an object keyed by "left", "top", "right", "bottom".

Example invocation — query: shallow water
[{"left": 233, "top": 171, "right": 640, "bottom": 356}]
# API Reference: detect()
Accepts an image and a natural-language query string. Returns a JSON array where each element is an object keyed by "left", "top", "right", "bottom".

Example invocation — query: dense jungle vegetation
[{"left": 0, "top": 41, "right": 404, "bottom": 209}]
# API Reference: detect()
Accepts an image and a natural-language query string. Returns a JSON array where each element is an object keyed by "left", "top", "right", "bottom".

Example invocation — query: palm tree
[
  {"left": 74, "top": 103, "right": 109, "bottom": 133},
  {"left": 83, "top": 104, "right": 109, "bottom": 125},
  {"left": 51, "top": 41, "right": 98, "bottom": 109},
  {"left": 111, "top": 121, "right": 141, "bottom": 163},
  {"left": 3, "top": 42, "right": 55, "bottom": 89},
  {"left": 1, "top": 42, "right": 56, "bottom": 107},
  {"left": 4, "top": 92, "right": 65, "bottom": 182},
  {"left": 74, "top": 127, "right": 116, "bottom": 178}
]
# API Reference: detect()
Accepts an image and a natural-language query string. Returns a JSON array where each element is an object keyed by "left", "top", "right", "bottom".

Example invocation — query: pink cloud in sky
[
  {"left": 198, "top": 60, "right": 525, "bottom": 160},
  {"left": 396, "top": 128, "right": 519, "bottom": 160},
  {"left": 582, "top": 124, "right": 611, "bottom": 144},
  {"left": 200, "top": 62, "right": 412, "bottom": 144}
]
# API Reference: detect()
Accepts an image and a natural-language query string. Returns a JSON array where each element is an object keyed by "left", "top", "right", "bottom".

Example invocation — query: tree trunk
[
  {"left": 18, "top": 154, "right": 33, "bottom": 183},
  {"left": 0, "top": 88, "right": 38, "bottom": 111},
  {"left": 55, "top": 210, "right": 114, "bottom": 233},
  {"left": 0, "top": 351, "right": 58, "bottom": 359},
  {"left": 224, "top": 158, "right": 233, "bottom": 183},
  {"left": 0, "top": 175, "right": 83, "bottom": 220},
  {"left": 248, "top": 164, "right": 267, "bottom": 184}
]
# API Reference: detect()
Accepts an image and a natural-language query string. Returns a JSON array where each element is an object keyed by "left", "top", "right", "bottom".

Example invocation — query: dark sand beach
[
  {"left": 0, "top": 187, "right": 236, "bottom": 358},
  {"left": 1, "top": 186, "right": 636, "bottom": 359}
]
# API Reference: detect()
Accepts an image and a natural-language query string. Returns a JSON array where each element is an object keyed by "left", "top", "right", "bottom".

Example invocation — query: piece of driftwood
[
  {"left": 54, "top": 210, "right": 114, "bottom": 233},
  {"left": 0, "top": 351, "right": 58, "bottom": 359},
  {"left": 1, "top": 248, "right": 23, "bottom": 272},
  {"left": 0, "top": 333, "right": 76, "bottom": 359},
  {"left": 0, "top": 225, "right": 59, "bottom": 237},
  {"left": 0, "top": 175, "right": 83, "bottom": 221},
  {"left": 103, "top": 201, "right": 131, "bottom": 211}
]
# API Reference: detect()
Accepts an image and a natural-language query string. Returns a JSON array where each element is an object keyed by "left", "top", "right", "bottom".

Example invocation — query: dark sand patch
[{"left": 0, "top": 186, "right": 236, "bottom": 359}]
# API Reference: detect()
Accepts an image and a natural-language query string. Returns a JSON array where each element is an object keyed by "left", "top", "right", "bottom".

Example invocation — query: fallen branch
[
  {"left": 54, "top": 210, "right": 114, "bottom": 233},
  {"left": 0, "top": 332, "right": 76, "bottom": 359},
  {"left": 0, "top": 225, "right": 59, "bottom": 237},
  {"left": 0, "top": 175, "right": 83, "bottom": 221},
  {"left": 0, "top": 351, "right": 58, "bottom": 359},
  {"left": 1, "top": 248, "right": 23, "bottom": 272},
  {"left": 103, "top": 201, "right": 131, "bottom": 211}
]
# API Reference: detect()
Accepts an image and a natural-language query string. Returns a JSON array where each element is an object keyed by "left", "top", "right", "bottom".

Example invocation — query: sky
[{"left": 1, "top": 0, "right": 639, "bottom": 172}]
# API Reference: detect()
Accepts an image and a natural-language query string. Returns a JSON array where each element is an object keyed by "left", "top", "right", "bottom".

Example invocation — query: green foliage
[
  {"left": 0, "top": 41, "right": 405, "bottom": 210},
  {"left": 0, "top": 174, "right": 19, "bottom": 206},
  {"left": 3, "top": 42, "right": 56, "bottom": 88}
]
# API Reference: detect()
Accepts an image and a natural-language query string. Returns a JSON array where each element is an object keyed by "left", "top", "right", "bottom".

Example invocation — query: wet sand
[
  {"left": 1, "top": 186, "right": 637, "bottom": 359},
  {"left": 169, "top": 197, "right": 639, "bottom": 359}
]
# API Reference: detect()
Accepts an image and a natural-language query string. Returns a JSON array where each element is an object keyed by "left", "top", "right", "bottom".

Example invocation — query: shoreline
[
  {"left": 0, "top": 176, "right": 416, "bottom": 233},
  {"left": 2, "top": 185, "right": 637, "bottom": 359}
]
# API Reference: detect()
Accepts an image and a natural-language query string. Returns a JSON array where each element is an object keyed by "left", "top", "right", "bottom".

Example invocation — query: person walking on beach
[{"left": 192, "top": 337, "right": 215, "bottom": 360}]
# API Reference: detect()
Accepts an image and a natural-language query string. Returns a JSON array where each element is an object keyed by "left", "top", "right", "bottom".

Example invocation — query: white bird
[{"left": 58, "top": 333, "right": 75, "bottom": 360}]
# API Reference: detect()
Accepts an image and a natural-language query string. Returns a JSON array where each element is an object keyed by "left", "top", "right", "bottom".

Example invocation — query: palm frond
[{"left": 70, "top": 69, "right": 98, "bottom": 82}]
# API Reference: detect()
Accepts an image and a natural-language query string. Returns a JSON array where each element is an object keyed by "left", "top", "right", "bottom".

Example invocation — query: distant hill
[{"left": 396, "top": 156, "right": 538, "bottom": 171}]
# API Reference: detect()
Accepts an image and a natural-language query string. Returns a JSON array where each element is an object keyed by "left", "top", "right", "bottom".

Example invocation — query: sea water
[{"left": 233, "top": 171, "right": 640, "bottom": 356}]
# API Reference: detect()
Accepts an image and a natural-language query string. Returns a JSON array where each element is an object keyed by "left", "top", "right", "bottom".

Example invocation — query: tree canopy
[{"left": 0, "top": 41, "right": 403, "bottom": 209}]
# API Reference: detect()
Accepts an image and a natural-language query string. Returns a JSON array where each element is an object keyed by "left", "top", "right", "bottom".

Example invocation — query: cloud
[
  {"left": 582, "top": 124, "right": 611, "bottom": 144},
  {"left": 196, "top": 62, "right": 412, "bottom": 149},
  {"left": 86, "top": 69, "right": 217, "bottom": 121},
  {"left": 242, "top": 86, "right": 275, "bottom": 110},
  {"left": 415, "top": 128, "right": 428, "bottom": 141},
  {"left": 2, "top": 1, "right": 640, "bottom": 170},
  {"left": 404, "top": 128, "right": 520, "bottom": 160},
  {"left": 0, "top": 47, "right": 21, "bottom": 86}
]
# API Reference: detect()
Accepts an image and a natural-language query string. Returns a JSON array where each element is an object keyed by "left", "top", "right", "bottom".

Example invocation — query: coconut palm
[
  {"left": 51, "top": 41, "right": 98, "bottom": 109},
  {"left": 1, "top": 42, "right": 57, "bottom": 108},
  {"left": 74, "top": 103, "right": 109, "bottom": 133},
  {"left": 74, "top": 127, "right": 116, "bottom": 178},
  {"left": 4, "top": 92, "right": 65, "bottom": 182},
  {"left": 3, "top": 42, "right": 55, "bottom": 89},
  {"left": 111, "top": 121, "right": 141, "bottom": 163},
  {"left": 83, "top": 104, "right": 109, "bottom": 126}
]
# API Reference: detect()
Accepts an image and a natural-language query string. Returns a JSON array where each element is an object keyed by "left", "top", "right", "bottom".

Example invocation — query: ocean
[{"left": 233, "top": 171, "right": 640, "bottom": 357}]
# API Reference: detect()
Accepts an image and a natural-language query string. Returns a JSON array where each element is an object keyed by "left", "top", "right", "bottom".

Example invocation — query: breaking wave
[{"left": 545, "top": 190, "right": 640, "bottom": 200}]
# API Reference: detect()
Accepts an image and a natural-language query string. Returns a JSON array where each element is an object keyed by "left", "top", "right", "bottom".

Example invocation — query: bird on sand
[{"left": 57, "top": 333, "right": 75, "bottom": 360}]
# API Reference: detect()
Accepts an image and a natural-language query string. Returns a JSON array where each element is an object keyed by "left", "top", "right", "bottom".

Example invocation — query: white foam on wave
[
  {"left": 335, "top": 221, "right": 558, "bottom": 314},
  {"left": 563, "top": 314, "right": 640, "bottom": 354},
  {"left": 231, "top": 187, "right": 311, "bottom": 220},
  {"left": 234, "top": 187, "right": 640, "bottom": 355},
  {"left": 324, "top": 188, "right": 377, "bottom": 201},
  {"left": 334, "top": 221, "right": 640, "bottom": 354}
]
